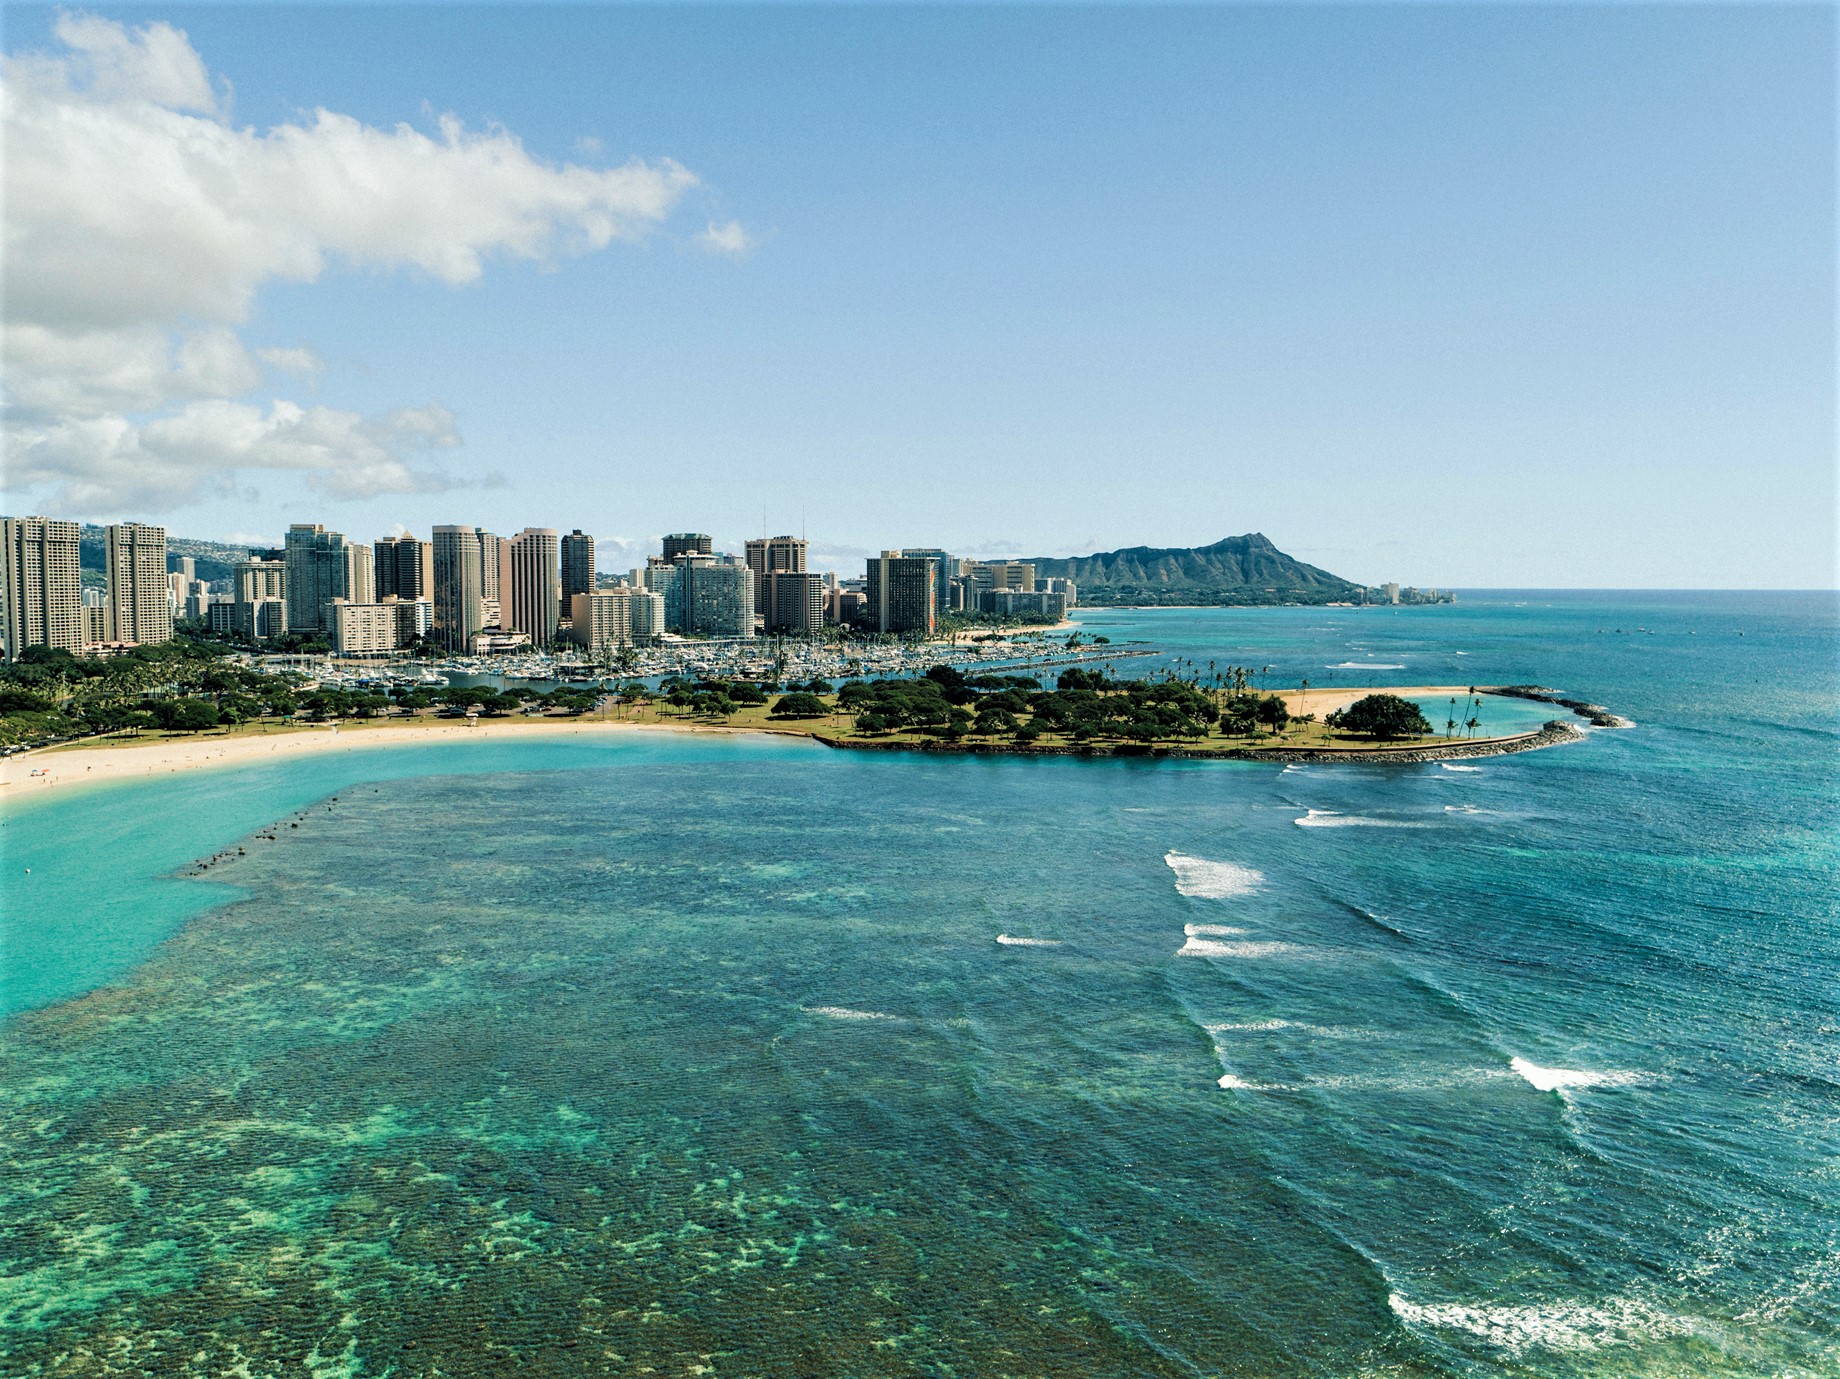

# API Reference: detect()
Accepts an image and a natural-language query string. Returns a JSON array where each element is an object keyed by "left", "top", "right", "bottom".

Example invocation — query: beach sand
[
  {"left": 1279, "top": 685, "right": 1497, "bottom": 719},
  {"left": 0, "top": 717, "right": 719, "bottom": 802}
]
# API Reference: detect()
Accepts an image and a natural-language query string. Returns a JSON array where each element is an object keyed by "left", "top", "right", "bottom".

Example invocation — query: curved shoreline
[{"left": 0, "top": 684, "right": 1629, "bottom": 804}]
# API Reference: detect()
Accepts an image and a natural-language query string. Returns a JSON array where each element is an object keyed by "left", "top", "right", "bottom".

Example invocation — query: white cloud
[
  {"left": 1, "top": 15, "right": 706, "bottom": 514},
  {"left": 257, "top": 346, "right": 325, "bottom": 378},
  {"left": 11, "top": 400, "right": 468, "bottom": 513},
  {"left": 697, "top": 219, "right": 757, "bottom": 260},
  {"left": 5, "top": 323, "right": 261, "bottom": 418}
]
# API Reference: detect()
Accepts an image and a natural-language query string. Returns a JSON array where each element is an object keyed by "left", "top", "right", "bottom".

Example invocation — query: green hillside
[{"left": 1028, "top": 533, "right": 1367, "bottom": 607}]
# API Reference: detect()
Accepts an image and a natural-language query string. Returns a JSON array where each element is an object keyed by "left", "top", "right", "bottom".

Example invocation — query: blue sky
[{"left": 4, "top": 3, "right": 1832, "bottom": 586}]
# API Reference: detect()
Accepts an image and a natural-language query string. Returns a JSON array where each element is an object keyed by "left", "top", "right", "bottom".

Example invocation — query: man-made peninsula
[{"left": 2, "top": 676, "right": 1628, "bottom": 800}]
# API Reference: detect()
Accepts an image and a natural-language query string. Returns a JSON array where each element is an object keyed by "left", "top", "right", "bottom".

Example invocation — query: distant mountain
[{"left": 1027, "top": 534, "right": 1367, "bottom": 607}]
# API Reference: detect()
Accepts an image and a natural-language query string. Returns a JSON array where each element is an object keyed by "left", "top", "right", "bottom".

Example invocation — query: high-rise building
[
  {"left": 981, "top": 589, "right": 1067, "bottom": 620},
  {"left": 981, "top": 560, "right": 1036, "bottom": 591},
  {"left": 106, "top": 523, "right": 172, "bottom": 646},
  {"left": 679, "top": 560, "right": 755, "bottom": 639},
  {"left": 432, "top": 525, "right": 487, "bottom": 651},
  {"left": 328, "top": 599, "right": 399, "bottom": 655},
  {"left": 283, "top": 524, "right": 359, "bottom": 633},
  {"left": 566, "top": 589, "right": 632, "bottom": 651},
  {"left": 388, "top": 597, "right": 433, "bottom": 643},
  {"left": 642, "top": 557, "right": 687, "bottom": 630},
  {"left": 865, "top": 552, "right": 936, "bottom": 635},
  {"left": 1, "top": 516, "right": 84, "bottom": 661},
  {"left": 82, "top": 588, "right": 114, "bottom": 644},
  {"left": 761, "top": 569, "right": 826, "bottom": 634},
  {"left": 560, "top": 530, "right": 596, "bottom": 607},
  {"left": 628, "top": 587, "right": 664, "bottom": 641},
  {"left": 900, "top": 549, "right": 954, "bottom": 616},
  {"left": 662, "top": 532, "right": 713, "bottom": 561},
  {"left": 507, "top": 527, "right": 561, "bottom": 647},
  {"left": 478, "top": 530, "right": 505, "bottom": 605},
  {"left": 232, "top": 558, "right": 288, "bottom": 641},
  {"left": 744, "top": 536, "right": 806, "bottom": 611},
  {"left": 374, "top": 535, "right": 435, "bottom": 602},
  {"left": 341, "top": 543, "right": 372, "bottom": 610},
  {"left": 171, "top": 555, "right": 196, "bottom": 583}
]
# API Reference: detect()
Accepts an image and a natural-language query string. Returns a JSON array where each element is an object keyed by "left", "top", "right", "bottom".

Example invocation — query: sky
[{"left": 3, "top": 2, "right": 1833, "bottom": 587}]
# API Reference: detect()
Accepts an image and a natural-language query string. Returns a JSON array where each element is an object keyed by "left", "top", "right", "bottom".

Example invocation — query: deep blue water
[{"left": 1, "top": 591, "right": 1834, "bottom": 1377}]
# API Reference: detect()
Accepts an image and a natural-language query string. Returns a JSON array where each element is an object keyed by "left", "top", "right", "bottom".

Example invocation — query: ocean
[{"left": 2, "top": 591, "right": 1834, "bottom": 1377}]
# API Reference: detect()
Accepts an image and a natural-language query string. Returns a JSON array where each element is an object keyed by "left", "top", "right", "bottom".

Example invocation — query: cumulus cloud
[
  {"left": 257, "top": 346, "right": 325, "bottom": 378},
  {"left": 11, "top": 400, "right": 468, "bottom": 513},
  {"left": 2, "top": 15, "right": 704, "bottom": 513},
  {"left": 697, "top": 219, "right": 758, "bottom": 260}
]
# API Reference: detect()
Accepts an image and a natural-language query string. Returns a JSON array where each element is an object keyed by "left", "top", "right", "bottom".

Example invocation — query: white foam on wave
[
  {"left": 1294, "top": 810, "right": 1431, "bottom": 829},
  {"left": 1439, "top": 763, "right": 1483, "bottom": 773},
  {"left": 1178, "top": 937, "right": 1310, "bottom": 959},
  {"left": 1207, "top": 1019, "right": 1293, "bottom": 1032},
  {"left": 804, "top": 1006, "right": 898, "bottom": 1022},
  {"left": 1281, "top": 764, "right": 1307, "bottom": 774},
  {"left": 1387, "top": 1291, "right": 1687, "bottom": 1355},
  {"left": 1328, "top": 661, "right": 1406, "bottom": 670},
  {"left": 1163, "top": 852, "right": 1265, "bottom": 898},
  {"left": 995, "top": 934, "right": 1062, "bottom": 947},
  {"left": 1510, "top": 1057, "right": 1650, "bottom": 1092},
  {"left": 1205, "top": 1018, "right": 1363, "bottom": 1038},
  {"left": 1217, "top": 1073, "right": 1286, "bottom": 1091},
  {"left": 1184, "top": 923, "right": 1247, "bottom": 937}
]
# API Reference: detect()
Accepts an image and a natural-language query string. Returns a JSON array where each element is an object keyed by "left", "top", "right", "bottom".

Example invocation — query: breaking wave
[
  {"left": 1294, "top": 810, "right": 1431, "bottom": 829},
  {"left": 1439, "top": 763, "right": 1483, "bottom": 773},
  {"left": 1184, "top": 923, "right": 1247, "bottom": 937},
  {"left": 1387, "top": 1291, "right": 1688, "bottom": 1355},
  {"left": 995, "top": 934, "right": 1062, "bottom": 947},
  {"left": 803, "top": 1006, "right": 898, "bottom": 1022},
  {"left": 1328, "top": 661, "right": 1406, "bottom": 670},
  {"left": 1510, "top": 1057, "right": 1651, "bottom": 1093},
  {"left": 1178, "top": 936, "right": 1311, "bottom": 959},
  {"left": 1164, "top": 852, "right": 1265, "bottom": 898}
]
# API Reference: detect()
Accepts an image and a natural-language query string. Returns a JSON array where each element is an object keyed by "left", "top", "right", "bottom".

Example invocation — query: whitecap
[
  {"left": 1387, "top": 1291, "right": 1687, "bottom": 1354},
  {"left": 1328, "top": 661, "right": 1406, "bottom": 670},
  {"left": 995, "top": 934, "right": 1062, "bottom": 947},
  {"left": 803, "top": 1006, "right": 897, "bottom": 1022},
  {"left": 1294, "top": 810, "right": 1430, "bottom": 829},
  {"left": 1439, "top": 763, "right": 1483, "bottom": 773},
  {"left": 1510, "top": 1057, "right": 1649, "bottom": 1092},
  {"left": 1280, "top": 764, "right": 1307, "bottom": 774},
  {"left": 1184, "top": 922, "right": 1248, "bottom": 938},
  {"left": 1163, "top": 851, "right": 1265, "bottom": 898},
  {"left": 1205, "top": 1019, "right": 1294, "bottom": 1032},
  {"left": 1178, "top": 937, "right": 1310, "bottom": 959},
  {"left": 1217, "top": 1073, "right": 1287, "bottom": 1091}
]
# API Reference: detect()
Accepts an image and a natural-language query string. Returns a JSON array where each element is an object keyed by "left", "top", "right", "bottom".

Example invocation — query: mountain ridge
[{"left": 1026, "top": 533, "right": 1368, "bottom": 606}]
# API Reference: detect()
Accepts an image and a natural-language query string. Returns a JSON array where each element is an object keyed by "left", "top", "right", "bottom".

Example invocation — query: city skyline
[{"left": 3, "top": 6, "right": 1832, "bottom": 588}]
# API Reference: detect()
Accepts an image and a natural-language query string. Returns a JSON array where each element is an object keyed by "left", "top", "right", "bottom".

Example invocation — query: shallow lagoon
[{"left": 2, "top": 595, "right": 1834, "bottom": 1377}]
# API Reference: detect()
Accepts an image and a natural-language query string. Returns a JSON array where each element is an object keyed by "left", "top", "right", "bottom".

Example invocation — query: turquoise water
[{"left": 1, "top": 592, "right": 1834, "bottom": 1376}]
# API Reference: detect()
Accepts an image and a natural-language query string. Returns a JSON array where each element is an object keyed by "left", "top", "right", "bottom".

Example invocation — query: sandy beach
[
  {"left": 0, "top": 717, "right": 719, "bottom": 803},
  {"left": 0, "top": 686, "right": 1546, "bottom": 804},
  {"left": 1278, "top": 684, "right": 1500, "bottom": 720}
]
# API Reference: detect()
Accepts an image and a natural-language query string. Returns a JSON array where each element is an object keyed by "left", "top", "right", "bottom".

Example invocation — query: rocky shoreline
[{"left": 1490, "top": 684, "right": 1637, "bottom": 728}]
